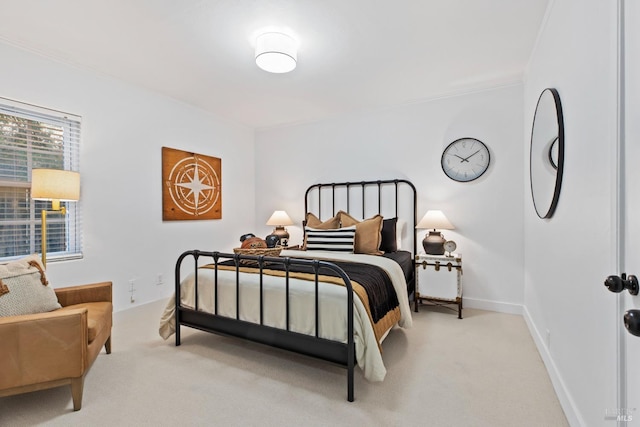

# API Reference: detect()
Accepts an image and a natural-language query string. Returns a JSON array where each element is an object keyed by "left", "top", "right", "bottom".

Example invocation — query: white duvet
[{"left": 159, "top": 250, "right": 412, "bottom": 381}]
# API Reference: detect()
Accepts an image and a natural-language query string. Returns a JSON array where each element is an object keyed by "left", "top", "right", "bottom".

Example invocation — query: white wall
[
  {"left": 0, "top": 42, "right": 256, "bottom": 312},
  {"left": 523, "top": 0, "right": 618, "bottom": 425},
  {"left": 255, "top": 85, "right": 525, "bottom": 312},
  {"left": 2, "top": 6, "right": 620, "bottom": 422}
]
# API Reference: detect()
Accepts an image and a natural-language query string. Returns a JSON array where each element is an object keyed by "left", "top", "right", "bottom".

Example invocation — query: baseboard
[
  {"left": 463, "top": 297, "right": 523, "bottom": 315},
  {"left": 522, "top": 306, "right": 584, "bottom": 427}
]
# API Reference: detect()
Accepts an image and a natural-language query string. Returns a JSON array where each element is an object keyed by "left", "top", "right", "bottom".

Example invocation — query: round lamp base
[
  {"left": 271, "top": 226, "right": 290, "bottom": 247},
  {"left": 423, "top": 231, "right": 446, "bottom": 255}
]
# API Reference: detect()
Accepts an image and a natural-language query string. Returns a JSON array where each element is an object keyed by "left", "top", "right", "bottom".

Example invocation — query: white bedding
[{"left": 158, "top": 250, "right": 412, "bottom": 381}]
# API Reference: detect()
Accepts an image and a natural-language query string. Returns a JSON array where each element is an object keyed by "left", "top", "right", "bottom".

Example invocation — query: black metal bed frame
[
  {"left": 174, "top": 179, "right": 417, "bottom": 402},
  {"left": 174, "top": 251, "right": 356, "bottom": 400},
  {"left": 304, "top": 179, "right": 417, "bottom": 258}
]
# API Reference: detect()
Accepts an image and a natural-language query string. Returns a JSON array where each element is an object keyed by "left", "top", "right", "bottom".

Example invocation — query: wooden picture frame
[{"left": 162, "top": 147, "right": 222, "bottom": 221}]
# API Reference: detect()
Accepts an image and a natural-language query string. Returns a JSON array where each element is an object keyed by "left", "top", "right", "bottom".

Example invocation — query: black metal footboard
[{"left": 174, "top": 249, "right": 356, "bottom": 402}]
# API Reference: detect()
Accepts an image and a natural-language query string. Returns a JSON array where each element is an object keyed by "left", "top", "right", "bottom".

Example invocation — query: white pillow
[
  {"left": 396, "top": 219, "right": 406, "bottom": 250},
  {"left": 0, "top": 254, "right": 61, "bottom": 317}
]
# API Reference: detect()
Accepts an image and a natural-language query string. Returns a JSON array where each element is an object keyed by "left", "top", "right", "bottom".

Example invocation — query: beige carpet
[{"left": 0, "top": 300, "right": 568, "bottom": 427}]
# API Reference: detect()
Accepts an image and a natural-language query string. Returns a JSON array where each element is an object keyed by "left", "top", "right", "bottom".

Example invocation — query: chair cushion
[
  {"left": 0, "top": 255, "right": 61, "bottom": 317},
  {"left": 58, "top": 301, "right": 112, "bottom": 344}
]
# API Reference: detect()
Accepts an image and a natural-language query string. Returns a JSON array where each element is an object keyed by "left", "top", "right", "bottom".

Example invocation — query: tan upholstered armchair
[{"left": 0, "top": 281, "right": 112, "bottom": 411}]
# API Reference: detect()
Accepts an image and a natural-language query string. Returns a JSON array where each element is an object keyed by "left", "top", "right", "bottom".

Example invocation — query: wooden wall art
[{"left": 162, "top": 146, "right": 222, "bottom": 221}]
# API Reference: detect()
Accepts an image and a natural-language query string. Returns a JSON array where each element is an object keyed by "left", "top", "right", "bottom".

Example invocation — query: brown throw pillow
[
  {"left": 303, "top": 213, "right": 340, "bottom": 249},
  {"left": 305, "top": 212, "right": 340, "bottom": 229},
  {"left": 337, "top": 211, "right": 384, "bottom": 255}
]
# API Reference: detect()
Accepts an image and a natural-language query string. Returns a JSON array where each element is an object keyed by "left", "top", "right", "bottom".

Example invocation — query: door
[{"left": 615, "top": 1, "right": 640, "bottom": 424}]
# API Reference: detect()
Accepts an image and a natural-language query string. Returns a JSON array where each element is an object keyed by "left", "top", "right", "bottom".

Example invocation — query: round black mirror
[{"left": 530, "top": 88, "right": 564, "bottom": 219}]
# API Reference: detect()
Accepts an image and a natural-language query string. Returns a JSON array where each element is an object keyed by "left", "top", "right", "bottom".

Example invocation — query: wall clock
[{"left": 441, "top": 137, "right": 491, "bottom": 182}]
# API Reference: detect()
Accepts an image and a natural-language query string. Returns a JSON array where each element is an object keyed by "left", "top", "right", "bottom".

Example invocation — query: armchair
[{"left": 0, "top": 281, "right": 112, "bottom": 411}]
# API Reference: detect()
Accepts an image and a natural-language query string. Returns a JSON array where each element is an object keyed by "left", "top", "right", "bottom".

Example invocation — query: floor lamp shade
[
  {"left": 31, "top": 169, "right": 80, "bottom": 266},
  {"left": 31, "top": 169, "right": 80, "bottom": 202}
]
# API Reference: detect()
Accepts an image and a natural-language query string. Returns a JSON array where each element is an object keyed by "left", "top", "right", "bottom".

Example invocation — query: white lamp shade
[
  {"left": 31, "top": 169, "right": 80, "bottom": 201},
  {"left": 416, "top": 210, "right": 454, "bottom": 230},
  {"left": 266, "top": 210, "right": 293, "bottom": 226},
  {"left": 255, "top": 32, "right": 297, "bottom": 73}
]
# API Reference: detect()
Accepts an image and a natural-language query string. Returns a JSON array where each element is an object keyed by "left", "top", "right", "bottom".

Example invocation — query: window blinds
[{"left": 0, "top": 98, "right": 82, "bottom": 262}]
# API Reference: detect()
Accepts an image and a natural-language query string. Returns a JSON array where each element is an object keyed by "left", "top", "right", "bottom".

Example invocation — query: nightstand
[{"left": 414, "top": 253, "right": 463, "bottom": 319}]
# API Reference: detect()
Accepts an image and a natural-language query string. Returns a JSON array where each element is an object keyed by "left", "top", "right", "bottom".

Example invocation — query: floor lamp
[{"left": 31, "top": 169, "right": 80, "bottom": 267}]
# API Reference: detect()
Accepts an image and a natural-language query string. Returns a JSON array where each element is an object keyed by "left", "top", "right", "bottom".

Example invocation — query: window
[{"left": 0, "top": 98, "right": 82, "bottom": 262}]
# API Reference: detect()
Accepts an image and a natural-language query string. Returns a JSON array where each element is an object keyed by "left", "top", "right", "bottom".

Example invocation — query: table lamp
[
  {"left": 266, "top": 210, "right": 293, "bottom": 247},
  {"left": 416, "top": 210, "right": 454, "bottom": 255},
  {"left": 31, "top": 169, "right": 80, "bottom": 267}
]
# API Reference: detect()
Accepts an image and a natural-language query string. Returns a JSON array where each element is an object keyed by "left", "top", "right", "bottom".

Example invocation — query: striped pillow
[{"left": 305, "top": 226, "right": 356, "bottom": 252}]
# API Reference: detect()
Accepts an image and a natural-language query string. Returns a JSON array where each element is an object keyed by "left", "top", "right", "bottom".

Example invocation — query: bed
[{"left": 159, "top": 179, "right": 417, "bottom": 401}]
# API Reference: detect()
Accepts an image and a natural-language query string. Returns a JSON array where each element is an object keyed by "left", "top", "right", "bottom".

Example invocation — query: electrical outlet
[
  {"left": 157, "top": 273, "right": 164, "bottom": 286},
  {"left": 129, "top": 279, "right": 136, "bottom": 303}
]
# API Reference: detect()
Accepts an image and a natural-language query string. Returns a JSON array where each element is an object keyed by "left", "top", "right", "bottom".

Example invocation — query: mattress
[{"left": 159, "top": 250, "right": 412, "bottom": 381}]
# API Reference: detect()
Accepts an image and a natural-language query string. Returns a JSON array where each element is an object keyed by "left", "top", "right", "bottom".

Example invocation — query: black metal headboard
[{"left": 304, "top": 179, "right": 417, "bottom": 257}]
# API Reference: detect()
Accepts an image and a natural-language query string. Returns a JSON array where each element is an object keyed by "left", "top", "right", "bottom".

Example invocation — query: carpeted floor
[{"left": 0, "top": 299, "right": 569, "bottom": 426}]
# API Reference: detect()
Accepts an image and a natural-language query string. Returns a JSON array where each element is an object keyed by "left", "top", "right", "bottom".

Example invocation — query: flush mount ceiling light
[{"left": 255, "top": 32, "right": 297, "bottom": 73}]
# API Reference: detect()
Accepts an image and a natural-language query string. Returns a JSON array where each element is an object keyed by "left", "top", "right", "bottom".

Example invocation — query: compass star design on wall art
[{"left": 162, "top": 147, "right": 222, "bottom": 221}]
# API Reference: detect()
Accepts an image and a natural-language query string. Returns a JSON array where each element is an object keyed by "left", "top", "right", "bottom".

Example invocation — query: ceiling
[{"left": 0, "top": 0, "right": 549, "bottom": 129}]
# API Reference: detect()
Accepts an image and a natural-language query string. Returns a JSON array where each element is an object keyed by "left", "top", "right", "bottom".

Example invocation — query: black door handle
[
  {"left": 604, "top": 274, "right": 639, "bottom": 296},
  {"left": 624, "top": 310, "right": 640, "bottom": 337}
]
